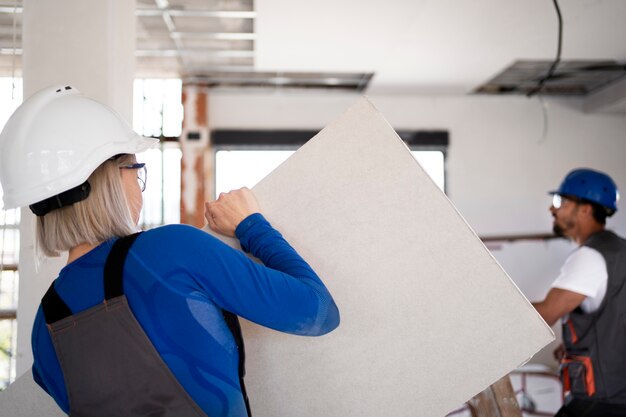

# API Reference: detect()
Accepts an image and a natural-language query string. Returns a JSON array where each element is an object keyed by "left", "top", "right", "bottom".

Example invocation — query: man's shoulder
[
  {"left": 583, "top": 230, "right": 626, "bottom": 257},
  {"left": 558, "top": 247, "right": 607, "bottom": 283},
  {"left": 567, "top": 245, "right": 605, "bottom": 266}
]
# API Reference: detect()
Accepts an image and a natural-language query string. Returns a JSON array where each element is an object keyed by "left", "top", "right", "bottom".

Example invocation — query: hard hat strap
[{"left": 29, "top": 181, "right": 91, "bottom": 216}]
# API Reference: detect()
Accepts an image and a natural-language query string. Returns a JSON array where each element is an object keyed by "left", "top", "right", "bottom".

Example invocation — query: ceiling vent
[{"left": 474, "top": 60, "right": 626, "bottom": 96}]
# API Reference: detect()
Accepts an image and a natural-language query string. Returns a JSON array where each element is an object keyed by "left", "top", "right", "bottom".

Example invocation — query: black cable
[{"left": 527, "top": 0, "right": 563, "bottom": 97}]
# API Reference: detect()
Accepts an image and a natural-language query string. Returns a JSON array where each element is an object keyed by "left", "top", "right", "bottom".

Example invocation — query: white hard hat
[{"left": 0, "top": 85, "right": 158, "bottom": 210}]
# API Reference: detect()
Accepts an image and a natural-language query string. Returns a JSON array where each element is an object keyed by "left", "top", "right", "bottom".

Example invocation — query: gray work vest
[
  {"left": 561, "top": 230, "right": 626, "bottom": 403},
  {"left": 41, "top": 233, "right": 211, "bottom": 417}
]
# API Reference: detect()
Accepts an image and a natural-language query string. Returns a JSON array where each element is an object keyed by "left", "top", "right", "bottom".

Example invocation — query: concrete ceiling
[
  {"left": 1, "top": 0, "right": 625, "bottom": 106},
  {"left": 255, "top": 0, "right": 626, "bottom": 96}
]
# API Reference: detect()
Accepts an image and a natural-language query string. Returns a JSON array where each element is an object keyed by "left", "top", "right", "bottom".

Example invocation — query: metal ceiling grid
[
  {"left": 0, "top": 1, "right": 372, "bottom": 91},
  {"left": 135, "top": 0, "right": 256, "bottom": 77}
]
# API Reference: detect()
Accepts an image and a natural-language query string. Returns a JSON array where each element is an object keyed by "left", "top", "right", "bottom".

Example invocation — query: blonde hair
[{"left": 36, "top": 154, "right": 137, "bottom": 257}]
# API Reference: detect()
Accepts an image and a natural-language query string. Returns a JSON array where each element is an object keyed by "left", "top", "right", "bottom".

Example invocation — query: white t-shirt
[{"left": 551, "top": 246, "right": 608, "bottom": 313}]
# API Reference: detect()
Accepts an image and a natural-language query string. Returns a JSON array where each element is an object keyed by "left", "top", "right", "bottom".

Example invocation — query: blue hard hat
[{"left": 549, "top": 168, "right": 619, "bottom": 214}]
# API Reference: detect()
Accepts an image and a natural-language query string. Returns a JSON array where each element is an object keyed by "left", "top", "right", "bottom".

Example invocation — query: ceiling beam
[
  {"left": 0, "top": 47, "right": 21, "bottom": 54},
  {"left": 0, "top": 6, "right": 22, "bottom": 13},
  {"left": 0, "top": 5, "right": 256, "bottom": 19},
  {"left": 171, "top": 32, "right": 256, "bottom": 40},
  {"left": 153, "top": 0, "right": 186, "bottom": 70},
  {"left": 136, "top": 49, "right": 254, "bottom": 58},
  {"left": 136, "top": 8, "right": 255, "bottom": 18}
]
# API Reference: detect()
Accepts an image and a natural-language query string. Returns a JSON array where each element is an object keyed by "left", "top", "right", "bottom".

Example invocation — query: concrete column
[
  {"left": 16, "top": 0, "right": 136, "bottom": 376},
  {"left": 180, "top": 84, "right": 213, "bottom": 227}
]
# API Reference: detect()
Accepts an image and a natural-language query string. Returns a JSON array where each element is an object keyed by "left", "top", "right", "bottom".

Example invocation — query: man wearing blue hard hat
[{"left": 533, "top": 168, "right": 626, "bottom": 417}]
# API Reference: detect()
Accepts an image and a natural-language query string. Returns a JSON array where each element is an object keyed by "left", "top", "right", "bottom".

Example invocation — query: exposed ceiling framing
[
  {"left": 0, "top": 0, "right": 624, "bottom": 103},
  {"left": 0, "top": 0, "right": 372, "bottom": 91}
]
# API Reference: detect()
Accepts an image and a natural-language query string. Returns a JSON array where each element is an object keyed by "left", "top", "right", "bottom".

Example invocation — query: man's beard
[
  {"left": 553, "top": 217, "right": 575, "bottom": 237},
  {"left": 553, "top": 223, "right": 565, "bottom": 237}
]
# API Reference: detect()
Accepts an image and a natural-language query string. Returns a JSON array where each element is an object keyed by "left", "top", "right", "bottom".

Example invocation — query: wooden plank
[
  {"left": 469, "top": 385, "right": 501, "bottom": 417},
  {"left": 491, "top": 376, "right": 522, "bottom": 417},
  {"left": 468, "top": 376, "right": 522, "bottom": 417}
]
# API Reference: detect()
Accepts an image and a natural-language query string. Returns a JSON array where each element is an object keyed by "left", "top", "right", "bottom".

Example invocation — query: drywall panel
[
  {"left": 0, "top": 97, "right": 553, "bottom": 416},
  {"left": 223, "top": 97, "right": 554, "bottom": 416},
  {"left": 0, "top": 372, "right": 64, "bottom": 417}
]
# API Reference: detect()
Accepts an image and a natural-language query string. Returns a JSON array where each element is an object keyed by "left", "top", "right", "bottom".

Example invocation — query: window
[
  {"left": 138, "top": 144, "right": 182, "bottom": 227},
  {"left": 0, "top": 76, "right": 22, "bottom": 389},
  {"left": 133, "top": 79, "right": 183, "bottom": 138},
  {"left": 216, "top": 150, "right": 295, "bottom": 195},
  {"left": 0, "top": 251, "right": 19, "bottom": 390},
  {"left": 412, "top": 151, "right": 445, "bottom": 191},
  {"left": 133, "top": 79, "right": 184, "bottom": 226},
  {"left": 213, "top": 130, "right": 448, "bottom": 196},
  {"left": 400, "top": 130, "right": 448, "bottom": 193}
]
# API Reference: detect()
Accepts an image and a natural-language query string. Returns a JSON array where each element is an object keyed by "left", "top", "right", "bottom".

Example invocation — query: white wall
[{"left": 209, "top": 91, "right": 626, "bottom": 369}]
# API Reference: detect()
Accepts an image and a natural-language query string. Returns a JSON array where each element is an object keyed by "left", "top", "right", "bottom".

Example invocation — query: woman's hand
[{"left": 205, "top": 187, "right": 261, "bottom": 237}]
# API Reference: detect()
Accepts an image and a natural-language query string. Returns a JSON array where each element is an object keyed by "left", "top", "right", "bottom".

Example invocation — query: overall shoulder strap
[
  {"left": 103, "top": 232, "right": 142, "bottom": 300},
  {"left": 42, "top": 283, "right": 73, "bottom": 325},
  {"left": 222, "top": 310, "right": 251, "bottom": 417},
  {"left": 41, "top": 232, "right": 142, "bottom": 324}
]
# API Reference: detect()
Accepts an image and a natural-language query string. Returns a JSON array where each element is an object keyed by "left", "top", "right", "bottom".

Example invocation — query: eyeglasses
[
  {"left": 120, "top": 163, "right": 147, "bottom": 192},
  {"left": 552, "top": 194, "right": 580, "bottom": 209}
]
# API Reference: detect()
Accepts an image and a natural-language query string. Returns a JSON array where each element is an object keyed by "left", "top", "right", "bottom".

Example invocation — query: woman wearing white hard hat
[{"left": 0, "top": 86, "right": 340, "bottom": 417}]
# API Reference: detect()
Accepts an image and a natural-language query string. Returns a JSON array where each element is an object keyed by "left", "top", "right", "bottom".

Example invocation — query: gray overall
[{"left": 41, "top": 233, "right": 209, "bottom": 417}]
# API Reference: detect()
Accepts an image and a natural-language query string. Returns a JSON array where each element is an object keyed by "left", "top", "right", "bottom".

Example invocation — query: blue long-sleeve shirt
[{"left": 32, "top": 214, "right": 340, "bottom": 416}]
